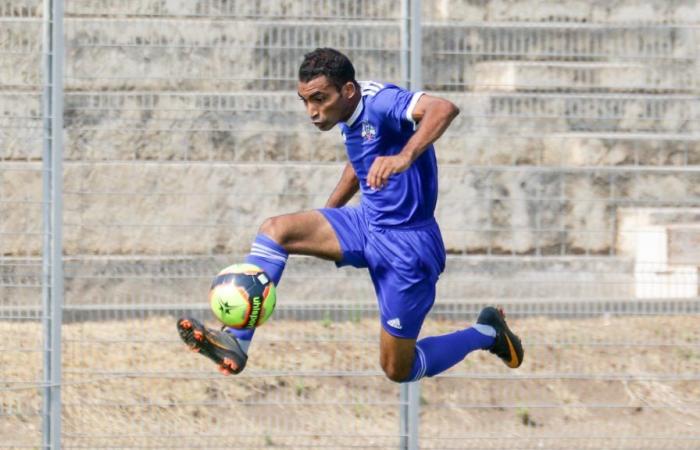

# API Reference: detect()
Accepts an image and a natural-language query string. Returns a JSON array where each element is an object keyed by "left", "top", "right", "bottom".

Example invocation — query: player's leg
[
  {"left": 179, "top": 209, "right": 345, "bottom": 374},
  {"left": 257, "top": 210, "right": 343, "bottom": 260},
  {"left": 221, "top": 210, "right": 342, "bottom": 356},
  {"left": 208, "top": 206, "right": 368, "bottom": 375},
  {"left": 244, "top": 209, "right": 343, "bottom": 290},
  {"left": 370, "top": 222, "right": 523, "bottom": 383},
  {"left": 378, "top": 318, "right": 519, "bottom": 381},
  {"left": 376, "top": 274, "right": 523, "bottom": 382},
  {"left": 390, "top": 306, "right": 524, "bottom": 383},
  {"left": 379, "top": 329, "right": 416, "bottom": 382},
  {"left": 376, "top": 280, "right": 500, "bottom": 383}
]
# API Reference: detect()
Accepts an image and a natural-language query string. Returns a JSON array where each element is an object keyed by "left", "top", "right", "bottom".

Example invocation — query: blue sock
[
  {"left": 223, "top": 234, "right": 288, "bottom": 353},
  {"left": 404, "top": 326, "right": 496, "bottom": 382}
]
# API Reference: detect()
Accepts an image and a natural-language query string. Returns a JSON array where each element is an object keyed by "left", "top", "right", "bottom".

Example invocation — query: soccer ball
[{"left": 209, "top": 263, "right": 277, "bottom": 329}]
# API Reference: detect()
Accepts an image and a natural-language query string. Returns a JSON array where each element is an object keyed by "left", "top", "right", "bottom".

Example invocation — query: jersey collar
[{"left": 343, "top": 97, "right": 364, "bottom": 128}]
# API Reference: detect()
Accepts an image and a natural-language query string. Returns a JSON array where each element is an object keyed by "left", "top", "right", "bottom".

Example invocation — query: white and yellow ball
[{"left": 209, "top": 263, "right": 277, "bottom": 329}]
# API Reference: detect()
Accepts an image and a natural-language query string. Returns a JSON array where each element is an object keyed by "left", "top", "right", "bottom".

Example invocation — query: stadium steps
[
  {"left": 7, "top": 296, "right": 700, "bottom": 323},
  {"left": 64, "top": 22, "right": 700, "bottom": 92},
  {"left": 1, "top": 160, "right": 698, "bottom": 256},
  {"left": 8, "top": 251, "right": 697, "bottom": 324},
  {"left": 424, "top": 0, "right": 700, "bottom": 23},
  {"left": 52, "top": 92, "right": 700, "bottom": 163},
  {"left": 0, "top": 253, "right": 640, "bottom": 321},
  {"left": 471, "top": 61, "right": 698, "bottom": 93},
  {"left": 2, "top": 16, "right": 698, "bottom": 91},
  {"left": 4, "top": 90, "right": 698, "bottom": 162},
  {"left": 6, "top": 92, "right": 700, "bottom": 160},
  {"left": 6, "top": 0, "right": 697, "bottom": 23},
  {"left": 2, "top": 4, "right": 698, "bottom": 259}
]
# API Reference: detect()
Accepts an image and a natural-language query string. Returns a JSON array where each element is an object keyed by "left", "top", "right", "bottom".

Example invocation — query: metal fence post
[
  {"left": 400, "top": 1, "right": 422, "bottom": 448},
  {"left": 401, "top": 0, "right": 422, "bottom": 91},
  {"left": 42, "top": 0, "right": 65, "bottom": 448},
  {"left": 409, "top": 0, "right": 422, "bottom": 91},
  {"left": 400, "top": 380, "right": 421, "bottom": 450},
  {"left": 401, "top": 0, "right": 410, "bottom": 87}
]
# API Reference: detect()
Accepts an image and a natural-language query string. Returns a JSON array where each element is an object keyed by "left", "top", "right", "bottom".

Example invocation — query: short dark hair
[{"left": 298, "top": 48, "right": 356, "bottom": 91}]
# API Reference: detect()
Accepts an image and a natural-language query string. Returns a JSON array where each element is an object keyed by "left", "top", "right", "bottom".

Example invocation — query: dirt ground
[{"left": 2, "top": 314, "right": 700, "bottom": 449}]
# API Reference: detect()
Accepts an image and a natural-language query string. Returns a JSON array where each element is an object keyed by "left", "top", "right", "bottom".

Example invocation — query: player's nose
[{"left": 306, "top": 105, "right": 319, "bottom": 120}]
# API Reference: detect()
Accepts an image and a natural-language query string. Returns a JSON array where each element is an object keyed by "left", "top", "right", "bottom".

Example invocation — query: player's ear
[{"left": 342, "top": 81, "right": 356, "bottom": 100}]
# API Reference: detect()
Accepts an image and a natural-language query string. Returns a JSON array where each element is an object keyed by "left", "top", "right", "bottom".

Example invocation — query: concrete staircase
[{"left": 1, "top": 1, "right": 698, "bottom": 260}]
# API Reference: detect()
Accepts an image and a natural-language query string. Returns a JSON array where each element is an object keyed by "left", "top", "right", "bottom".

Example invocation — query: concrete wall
[
  {"left": 0, "top": 252, "right": 635, "bottom": 309},
  {"left": 425, "top": 0, "right": 700, "bottom": 23},
  {"left": 4, "top": 91, "right": 699, "bottom": 162},
  {"left": 1, "top": 1, "right": 698, "bottom": 258},
  {"left": 7, "top": 0, "right": 700, "bottom": 23},
  {"left": 3, "top": 162, "right": 698, "bottom": 257},
  {"left": 6, "top": 21, "right": 700, "bottom": 91}
]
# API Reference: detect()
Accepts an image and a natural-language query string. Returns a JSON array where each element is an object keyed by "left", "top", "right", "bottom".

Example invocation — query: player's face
[{"left": 297, "top": 76, "right": 356, "bottom": 131}]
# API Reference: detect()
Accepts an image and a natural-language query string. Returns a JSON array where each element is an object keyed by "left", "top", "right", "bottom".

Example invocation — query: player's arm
[
  {"left": 366, "top": 95, "right": 459, "bottom": 190},
  {"left": 325, "top": 162, "right": 359, "bottom": 208},
  {"left": 401, "top": 95, "right": 460, "bottom": 163}
]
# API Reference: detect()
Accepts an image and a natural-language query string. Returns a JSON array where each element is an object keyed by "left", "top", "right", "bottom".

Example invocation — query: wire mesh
[
  {"left": 57, "top": 1, "right": 405, "bottom": 449},
  {"left": 0, "top": 2, "right": 46, "bottom": 449},
  {"left": 418, "top": 2, "right": 700, "bottom": 449},
  {"left": 1, "top": 0, "right": 700, "bottom": 449}
]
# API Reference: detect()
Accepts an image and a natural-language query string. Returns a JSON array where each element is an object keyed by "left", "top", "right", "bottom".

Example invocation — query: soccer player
[{"left": 178, "top": 48, "right": 524, "bottom": 381}]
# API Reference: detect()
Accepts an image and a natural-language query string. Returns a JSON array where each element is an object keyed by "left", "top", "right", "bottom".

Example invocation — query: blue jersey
[{"left": 338, "top": 81, "right": 438, "bottom": 229}]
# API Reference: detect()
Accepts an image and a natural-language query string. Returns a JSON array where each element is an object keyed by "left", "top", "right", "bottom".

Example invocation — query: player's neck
[{"left": 341, "top": 94, "right": 362, "bottom": 124}]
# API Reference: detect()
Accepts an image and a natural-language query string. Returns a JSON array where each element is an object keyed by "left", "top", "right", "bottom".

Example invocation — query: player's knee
[
  {"left": 380, "top": 358, "right": 412, "bottom": 383},
  {"left": 258, "top": 216, "right": 288, "bottom": 246}
]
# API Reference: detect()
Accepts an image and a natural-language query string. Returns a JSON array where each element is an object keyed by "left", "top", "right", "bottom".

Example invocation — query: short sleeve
[{"left": 371, "top": 85, "right": 425, "bottom": 131}]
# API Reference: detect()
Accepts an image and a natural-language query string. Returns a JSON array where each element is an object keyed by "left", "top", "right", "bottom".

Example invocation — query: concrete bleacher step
[
  {"left": 2, "top": 90, "right": 698, "bottom": 163},
  {"left": 5, "top": 0, "right": 698, "bottom": 24},
  {"left": 0, "top": 253, "right": 639, "bottom": 318},
  {"left": 67, "top": 22, "right": 699, "bottom": 91},
  {"left": 64, "top": 0, "right": 399, "bottom": 20},
  {"left": 450, "top": 92, "right": 700, "bottom": 134},
  {"left": 62, "top": 19, "right": 403, "bottom": 91},
  {"left": 0, "top": 91, "right": 43, "bottom": 160},
  {"left": 4, "top": 87, "right": 699, "bottom": 165},
  {"left": 0, "top": 19, "right": 43, "bottom": 88},
  {"left": 425, "top": 0, "right": 700, "bottom": 23},
  {"left": 4, "top": 15, "right": 697, "bottom": 91},
  {"left": 2, "top": 161, "right": 698, "bottom": 257},
  {"left": 437, "top": 132, "right": 700, "bottom": 167},
  {"left": 424, "top": 23, "right": 697, "bottom": 62},
  {"left": 472, "top": 61, "right": 697, "bottom": 93},
  {"left": 616, "top": 208, "right": 700, "bottom": 299},
  {"left": 55, "top": 254, "right": 633, "bottom": 308},
  {"left": 0, "top": 1, "right": 40, "bottom": 17},
  {"left": 617, "top": 207, "right": 700, "bottom": 258},
  {"left": 55, "top": 91, "right": 693, "bottom": 137},
  {"left": 56, "top": 91, "right": 700, "bottom": 155}
]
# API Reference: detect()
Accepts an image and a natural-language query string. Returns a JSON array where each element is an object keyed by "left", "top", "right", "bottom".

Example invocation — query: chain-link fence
[
  {"left": 1, "top": 0, "right": 699, "bottom": 449},
  {"left": 1, "top": 1, "right": 49, "bottom": 449}
]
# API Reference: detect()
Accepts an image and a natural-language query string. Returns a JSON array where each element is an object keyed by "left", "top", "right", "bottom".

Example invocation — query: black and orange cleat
[
  {"left": 477, "top": 306, "right": 524, "bottom": 369},
  {"left": 177, "top": 317, "right": 247, "bottom": 375}
]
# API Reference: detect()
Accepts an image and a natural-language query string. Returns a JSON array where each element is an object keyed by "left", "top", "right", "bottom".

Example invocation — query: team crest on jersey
[{"left": 361, "top": 121, "right": 376, "bottom": 141}]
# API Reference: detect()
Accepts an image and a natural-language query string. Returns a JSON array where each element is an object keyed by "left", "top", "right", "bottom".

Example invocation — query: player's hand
[{"left": 366, "top": 154, "right": 412, "bottom": 190}]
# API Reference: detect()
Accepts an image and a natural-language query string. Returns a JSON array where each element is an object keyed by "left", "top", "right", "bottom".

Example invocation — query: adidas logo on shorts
[{"left": 387, "top": 318, "right": 402, "bottom": 330}]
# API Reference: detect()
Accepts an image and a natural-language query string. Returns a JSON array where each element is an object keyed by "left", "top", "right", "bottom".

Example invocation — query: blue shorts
[{"left": 319, "top": 206, "right": 446, "bottom": 339}]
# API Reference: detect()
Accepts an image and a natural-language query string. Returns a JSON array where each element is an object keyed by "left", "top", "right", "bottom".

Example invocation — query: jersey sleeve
[{"left": 371, "top": 85, "right": 425, "bottom": 131}]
